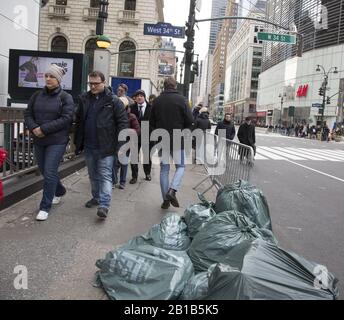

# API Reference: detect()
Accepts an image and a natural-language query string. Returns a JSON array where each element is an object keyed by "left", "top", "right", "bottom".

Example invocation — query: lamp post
[
  {"left": 316, "top": 64, "right": 338, "bottom": 130},
  {"left": 278, "top": 92, "right": 286, "bottom": 129}
]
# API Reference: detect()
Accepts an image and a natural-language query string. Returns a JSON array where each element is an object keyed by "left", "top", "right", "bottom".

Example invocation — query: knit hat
[
  {"left": 133, "top": 89, "right": 146, "bottom": 98},
  {"left": 200, "top": 107, "right": 208, "bottom": 113},
  {"left": 45, "top": 64, "right": 66, "bottom": 84}
]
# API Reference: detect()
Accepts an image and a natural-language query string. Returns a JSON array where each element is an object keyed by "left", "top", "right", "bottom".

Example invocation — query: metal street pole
[
  {"left": 280, "top": 97, "right": 283, "bottom": 126},
  {"left": 183, "top": 0, "right": 196, "bottom": 99}
]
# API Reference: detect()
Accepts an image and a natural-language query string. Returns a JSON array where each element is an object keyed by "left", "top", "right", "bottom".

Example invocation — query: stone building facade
[{"left": 38, "top": 0, "right": 164, "bottom": 94}]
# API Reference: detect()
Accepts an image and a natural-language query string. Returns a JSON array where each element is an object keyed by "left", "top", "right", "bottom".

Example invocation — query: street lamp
[
  {"left": 316, "top": 64, "right": 338, "bottom": 130},
  {"left": 278, "top": 92, "right": 287, "bottom": 128}
]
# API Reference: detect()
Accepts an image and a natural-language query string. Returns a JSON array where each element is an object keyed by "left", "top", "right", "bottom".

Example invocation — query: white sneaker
[
  {"left": 52, "top": 196, "right": 61, "bottom": 205},
  {"left": 36, "top": 210, "right": 49, "bottom": 221}
]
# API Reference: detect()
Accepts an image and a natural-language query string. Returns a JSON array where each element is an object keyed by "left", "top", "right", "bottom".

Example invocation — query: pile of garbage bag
[
  {"left": 187, "top": 211, "right": 276, "bottom": 272},
  {"left": 205, "top": 239, "right": 339, "bottom": 300},
  {"left": 94, "top": 180, "right": 339, "bottom": 300},
  {"left": 215, "top": 180, "right": 272, "bottom": 230}
]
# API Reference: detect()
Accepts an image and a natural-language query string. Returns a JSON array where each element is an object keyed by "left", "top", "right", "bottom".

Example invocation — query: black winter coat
[
  {"left": 74, "top": 87, "right": 129, "bottom": 157},
  {"left": 24, "top": 86, "right": 74, "bottom": 146},
  {"left": 195, "top": 113, "right": 211, "bottom": 132},
  {"left": 215, "top": 120, "right": 236, "bottom": 140},
  {"left": 237, "top": 122, "right": 256, "bottom": 147},
  {"left": 149, "top": 89, "right": 194, "bottom": 149}
]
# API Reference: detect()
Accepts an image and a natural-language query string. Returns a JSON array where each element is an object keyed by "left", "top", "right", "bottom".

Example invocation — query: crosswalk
[{"left": 255, "top": 147, "right": 344, "bottom": 161}]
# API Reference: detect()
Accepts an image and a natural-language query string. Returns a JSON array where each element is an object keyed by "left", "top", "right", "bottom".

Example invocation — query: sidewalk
[{"left": 0, "top": 163, "right": 214, "bottom": 299}]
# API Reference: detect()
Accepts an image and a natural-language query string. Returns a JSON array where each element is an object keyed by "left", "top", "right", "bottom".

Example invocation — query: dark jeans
[
  {"left": 34, "top": 144, "right": 67, "bottom": 212},
  {"left": 112, "top": 153, "right": 129, "bottom": 185},
  {"left": 130, "top": 140, "right": 153, "bottom": 178}
]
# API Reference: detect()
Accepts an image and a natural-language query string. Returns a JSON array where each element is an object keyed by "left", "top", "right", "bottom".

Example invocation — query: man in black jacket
[
  {"left": 129, "top": 89, "right": 153, "bottom": 183},
  {"left": 74, "top": 71, "right": 128, "bottom": 219},
  {"left": 237, "top": 117, "right": 256, "bottom": 161},
  {"left": 150, "top": 77, "right": 194, "bottom": 209},
  {"left": 215, "top": 113, "right": 236, "bottom": 140}
]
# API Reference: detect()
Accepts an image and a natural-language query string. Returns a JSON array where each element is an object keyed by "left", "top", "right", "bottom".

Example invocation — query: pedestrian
[
  {"left": 150, "top": 77, "right": 194, "bottom": 209},
  {"left": 215, "top": 113, "right": 236, "bottom": 140},
  {"left": 194, "top": 107, "right": 211, "bottom": 164},
  {"left": 0, "top": 148, "right": 7, "bottom": 202},
  {"left": 74, "top": 71, "right": 128, "bottom": 219},
  {"left": 237, "top": 116, "right": 256, "bottom": 161},
  {"left": 112, "top": 96, "right": 140, "bottom": 189},
  {"left": 192, "top": 103, "right": 202, "bottom": 121},
  {"left": 24, "top": 64, "right": 74, "bottom": 221},
  {"left": 116, "top": 83, "right": 134, "bottom": 106},
  {"left": 129, "top": 89, "right": 153, "bottom": 183},
  {"left": 149, "top": 94, "right": 157, "bottom": 105}
]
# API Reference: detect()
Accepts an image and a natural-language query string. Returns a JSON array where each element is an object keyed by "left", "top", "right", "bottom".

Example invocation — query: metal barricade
[{"left": 193, "top": 131, "right": 254, "bottom": 195}]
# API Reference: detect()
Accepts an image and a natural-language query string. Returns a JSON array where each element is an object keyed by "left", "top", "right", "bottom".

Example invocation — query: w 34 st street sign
[
  {"left": 257, "top": 32, "right": 296, "bottom": 44},
  {"left": 144, "top": 23, "right": 185, "bottom": 39}
]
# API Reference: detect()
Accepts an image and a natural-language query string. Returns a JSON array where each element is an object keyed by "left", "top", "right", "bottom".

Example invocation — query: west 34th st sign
[
  {"left": 144, "top": 22, "right": 185, "bottom": 38},
  {"left": 257, "top": 32, "right": 296, "bottom": 44}
]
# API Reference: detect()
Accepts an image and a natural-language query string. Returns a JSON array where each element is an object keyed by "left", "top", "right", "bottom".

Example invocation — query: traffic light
[
  {"left": 327, "top": 97, "right": 331, "bottom": 104},
  {"left": 318, "top": 87, "right": 324, "bottom": 96},
  {"left": 192, "top": 61, "right": 199, "bottom": 76}
]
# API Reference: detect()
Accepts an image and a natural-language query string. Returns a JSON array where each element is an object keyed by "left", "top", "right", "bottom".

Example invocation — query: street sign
[
  {"left": 257, "top": 32, "right": 296, "bottom": 44},
  {"left": 312, "top": 103, "right": 323, "bottom": 108},
  {"left": 143, "top": 22, "right": 185, "bottom": 38}
]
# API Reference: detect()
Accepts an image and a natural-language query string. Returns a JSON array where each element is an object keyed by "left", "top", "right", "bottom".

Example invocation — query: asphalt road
[{"left": 249, "top": 128, "right": 344, "bottom": 298}]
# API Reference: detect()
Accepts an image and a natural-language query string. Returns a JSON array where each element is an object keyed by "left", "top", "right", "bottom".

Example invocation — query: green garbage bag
[
  {"left": 187, "top": 211, "right": 277, "bottom": 272},
  {"left": 205, "top": 239, "right": 339, "bottom": 300},
  {"left": 184, "top": 193, "right": 216, "bottom": 238},
  {"left": 95, "top": 244, "right": 194, "bottom": 300},
  {"left": 125, "top": 213, "right": 191, "bottom": 251},
  {"left": 215, "top": 180, "right": 272, "bottom": 231}
]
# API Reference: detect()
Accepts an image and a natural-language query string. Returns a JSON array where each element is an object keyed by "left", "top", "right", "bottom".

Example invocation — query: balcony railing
[
  {"left": 0, "top": 107, "right": 75, "bottom": 182},
  {"left": 117, "top": 10, "right": 140, "bottom": 24},
  {"left": 83, "top": 7, "right": 99, "bottom": 21},
  {"left": 48, "top": 5, "right": 71, "bottom": 19}
]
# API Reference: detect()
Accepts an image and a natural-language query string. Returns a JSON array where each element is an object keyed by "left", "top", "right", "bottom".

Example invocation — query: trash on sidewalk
[
  {"left": 126, "top": 213, "right": 191, "bottom": 251},
  {"left": 205, "top": 239, "right": 339, "bottom": 300},
  {"left": 187, "top": 211, "right": 276, "bottom": 272},
  {"left": 184, "top": 193, "right": 216, "bottom": 238},
  {"left": 95, "top": 244, "right": 194, "bottom": 300},
  {"left": 215, "top": 180, "right": 272, "bottom": 231}
]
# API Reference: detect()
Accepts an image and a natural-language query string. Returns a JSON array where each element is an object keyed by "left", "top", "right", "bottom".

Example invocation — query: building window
[
  {"left": 252, "top": 58, "right": 261, "bottom": 67},
  {"left": 56, "top": 0, "right": 67, "bottom": 5},
  {"left": 85, "top": 38, "right": 97, "bottom": 74},
  {"left": 118, "top": 41, "right": 136, "bottom": 77},
  {"left": 90, "top": 0, "right": 100, "bottom": 7},
  {"left": 51, "top": 35, "right": 68, "bottom": 52},
  {"left": 125, "top": 0, "right": 136, "bottom": 11}
]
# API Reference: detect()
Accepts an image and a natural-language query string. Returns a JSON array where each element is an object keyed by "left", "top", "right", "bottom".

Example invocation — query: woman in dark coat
[{"left": 24, "top": 64, "right": 74, "bottom": 221}]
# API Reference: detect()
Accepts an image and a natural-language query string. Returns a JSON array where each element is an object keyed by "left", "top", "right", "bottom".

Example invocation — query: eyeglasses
[{"left": 88, "top": 82, "right": 103, "bottom": 87}]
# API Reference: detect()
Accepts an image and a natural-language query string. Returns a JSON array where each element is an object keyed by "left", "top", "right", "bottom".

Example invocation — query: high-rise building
[
  {"left": 210, "top": 1, "right": 239, "bottom": 118},
  {"left": 224, "top": 2, "right": 266, "bottom": 123},
  {"left": 258, "top": 0, "right": 344, "bottom": 128},
  {"left": 208, "top": 0, "right": 227, "bottom": 53}
]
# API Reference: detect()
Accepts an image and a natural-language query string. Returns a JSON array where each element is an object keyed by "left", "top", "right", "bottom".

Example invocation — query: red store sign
[{"left": 296, "top": 84, "right": 309, "bottom": 97}]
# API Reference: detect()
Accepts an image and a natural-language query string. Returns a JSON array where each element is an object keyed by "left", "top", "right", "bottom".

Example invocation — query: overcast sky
[{"left": 163, "top": 0, "right": 212, "bottom": 64}]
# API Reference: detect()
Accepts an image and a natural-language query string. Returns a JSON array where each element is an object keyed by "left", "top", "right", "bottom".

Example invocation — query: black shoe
[
  {"left": 129, "top": 178, "right": 137, "bottom": 184},
  {"left": 145, "top": 175, "right": 152, "bottom": 181},
  {"left": 97, "top": 207, "right": 108, "bottom": 219},
  {"left": 118, "top": 184, "right": 125, "bottom": 189},
  {"left": 85, "top": 198, "right": 99, "bottom": 208},
  {"left": 166, "top": 189, "right": 179, "bottom": 207},
  {"left": 161, "top": 200, "right": 170, "bottom": 209}
]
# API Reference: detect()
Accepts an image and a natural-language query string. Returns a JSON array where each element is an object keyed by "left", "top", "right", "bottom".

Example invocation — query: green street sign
[{"left": 257, "top": 32, "right": 296, "bottom": 44}]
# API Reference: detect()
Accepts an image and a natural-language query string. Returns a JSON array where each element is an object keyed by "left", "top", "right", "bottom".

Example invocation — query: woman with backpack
[{"left": 24, "top": 64, "right": 74, "bottom": 221}]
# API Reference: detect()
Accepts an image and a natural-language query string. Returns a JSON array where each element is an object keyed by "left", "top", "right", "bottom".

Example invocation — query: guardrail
[
  {"left": 0, "top": 107, "right": 75, "bottom": 182},
  {"left": 193, "top": 131, "right": 254, "bottom": 195}
]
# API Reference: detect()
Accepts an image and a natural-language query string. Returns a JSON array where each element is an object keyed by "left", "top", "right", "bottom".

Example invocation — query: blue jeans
[
  {"left": 112, "top": 153, "right": 129, "bottom": 186},
  {"left": 34, "top": 144, "right": 67, "bottom": 212},
  {"left": 85, "top": 148, "right": 114, "bottom": 209},
  {"left": 160, "top": 150, "right": 185, "bottom": 201}
]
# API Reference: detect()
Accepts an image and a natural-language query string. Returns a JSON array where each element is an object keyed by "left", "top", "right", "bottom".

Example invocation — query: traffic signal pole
[{"left": 183, "top": 0, "right": 196, "bottom": 98}]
